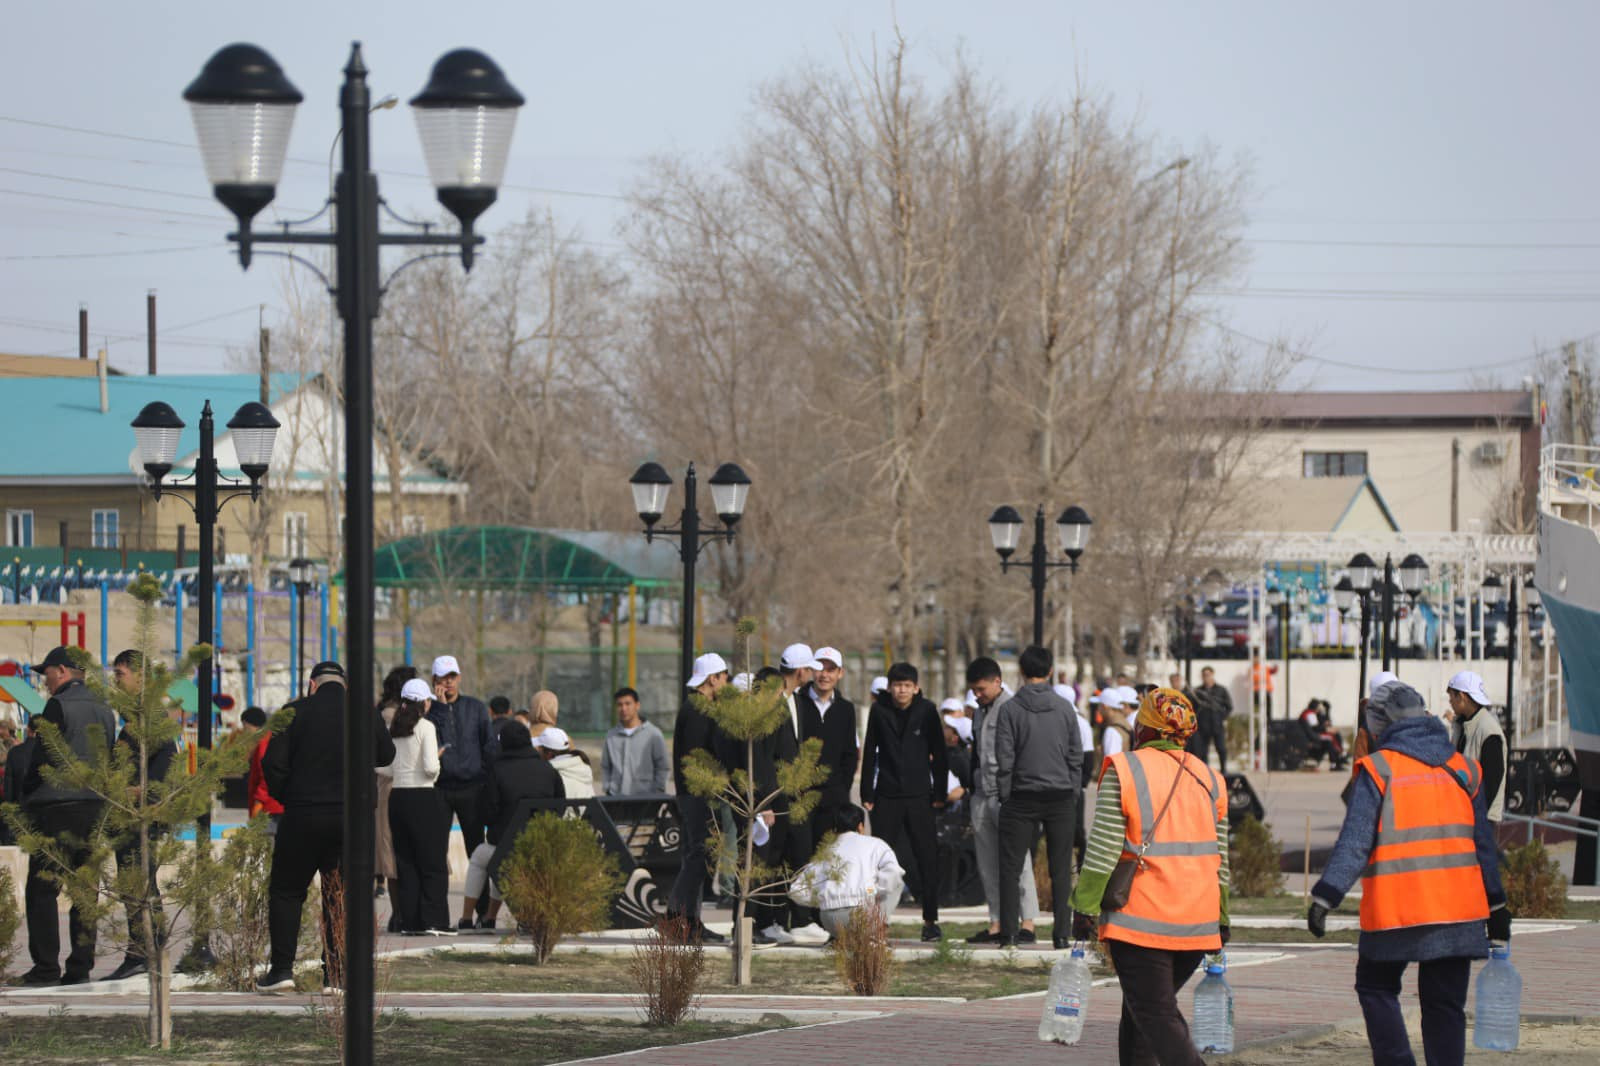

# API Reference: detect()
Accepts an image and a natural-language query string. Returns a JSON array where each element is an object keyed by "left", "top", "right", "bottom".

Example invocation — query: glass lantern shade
[
  {"left": 1480, "top": 573, "right": 1505, "bottom": 606},
  {"left": 131, "top": 401, "right": 185, "bottom": 471},
  {"left": 1056, "top": 505, "right": 1093, "bottom": 558},
  {"left": 1201, "top": 569, "right": 1227, "bottom": 606},
  {"left": 629, "top": 462, "right": 672, "bottom": 524},
  {"left": 708, "top": 462, "right": 752, "bottom": 523},
  {"left": 987, "top": 505, "right": 1023, "bottom": 558},
  {"left": 288, "top": 557, "right": 315, "bottom": 588},
  {"left": 1399, "top": 553, "right": 1428, "bottom": 594},
  {"left": 226, "top": 401, "right": 281, "bottom": 478},
  {"left": 1523, "top": 576, "right": 1541, "bottom": 609},
  {"left": 187, "top": 101, "right": 298, "bottom": 187},
  {"left": 1332, "top": 577, "right": 1356, "bottom": 612},
  {"left": 1348, "top": 552, "right": 1377, "bottom": 592},
  {"left": 411, "top": 49, "right": 524, "bottom": 228}
]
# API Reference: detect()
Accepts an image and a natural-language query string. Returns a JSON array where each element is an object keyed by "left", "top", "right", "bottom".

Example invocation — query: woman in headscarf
[
  {"left": 1069, "top": 687, "right": 1230, "bottom": 1066},
  {"left": 527, "top": 690, "right": 560, "bottom": 741},
  {"left": 1308, "top": 680, "right": 1508, "bottom": 1066}
]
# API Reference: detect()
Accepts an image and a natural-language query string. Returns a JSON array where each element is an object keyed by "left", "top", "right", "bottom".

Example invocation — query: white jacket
[
  {"left": 788, "top": 831, "right": 905, "bottom": 911},
  {"left": 377, "top": 718, "right": 439, "bottom": 789},
  {"left": 550, "top": 752, "right": 595, "bottom": 799}
]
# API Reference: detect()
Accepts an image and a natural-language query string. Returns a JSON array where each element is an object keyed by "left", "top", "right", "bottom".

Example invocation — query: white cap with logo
[
  {"left": 431, "top": 655, "right": 461, "bottom": 678},
  {"left": 687, "top": 652, "right": 729, "bottom": 689},
  {"left": 814, "top": 646, "right": 843, "bottom": 667},
  {"left": 780, "top": 643, "right": 824, "bottom": 671}
]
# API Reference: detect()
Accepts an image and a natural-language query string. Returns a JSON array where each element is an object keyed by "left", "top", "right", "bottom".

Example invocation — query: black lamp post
[
  {"left": 185, "top": 41, "right": 522, "bottom": 1065},
  {"left": 1266, "top": 586, "right": 1291, "bottom": 719},
  {"left": 288, "top": 557, "right": 315, "bottom": 691},
  {"left": 987, "top": 504, "right": 1092, "bottom": 647},
  {"left": 1342, "top": 553, "right": 1377, "bottom": 707},
  {"left": 131, "top": 398, "right": 279, "bottom": 922},
  {"left": 629, "top": 461, "right": 751, "bottom": 691},
  {"left": 1482, "top": 572, "right": 1540, "bottom": 743}
]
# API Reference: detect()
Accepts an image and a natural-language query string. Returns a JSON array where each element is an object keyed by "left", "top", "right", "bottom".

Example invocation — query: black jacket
[
  {"left": 480, "top": 746, "right": 565, "bottom": 846},
  {"left": 796, "top": 686, "right": 859, "bottom": 809},
  {"left": 859, "top": 694, "right": 947, "bottom": 804},
  {"left": 262, "top": 682, "right": 396, "bottom": 809},
  {"left": 116, "top": 726, "right": 178, "bottom": 803},
  {"left": 426, "top": 694, "right": 497, "bottom": 788},
  {"left": 672, "top": 693, "right": 740, "bottom": 794},
  {"left": 3, "top": 736, "right": 33, "bottom": 806}
]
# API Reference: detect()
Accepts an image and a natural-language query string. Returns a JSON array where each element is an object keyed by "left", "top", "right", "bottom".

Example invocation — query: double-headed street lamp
[
  {"left": 288, "top": 556, "right": 316, "bottom": 691},
  {"left": 629, "top": 461, "right": 752, "bottom": 691},
  {"left": 185, "top": 40, "right": 522, "bottom": 1064},
  {"left": 1335, "top": 550, "right": 1428, "bottom": 710},
  {"left": 987, "top": 504, "right": 1092, "bottom": 648},
  {"left": 1172, "top": 569, "right": 1226, "bottom": 688},
  {"left": 1481, "top": 571, "right": 1541, "bottom": 741}
]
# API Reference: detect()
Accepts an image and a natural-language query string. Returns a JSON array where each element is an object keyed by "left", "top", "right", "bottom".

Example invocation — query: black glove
[
  {"left": 1071, "top": 910, "right": 1096, "bottom": 941},
  {"left": 1219, "top": 924, "right": 1231, "bottom": 947},
  {"left": 1307, "top": 902, "right": 1328, "bottom": 939},
  {"left": 1487, "top": 907, "right": 1512, "bottom": 943}
]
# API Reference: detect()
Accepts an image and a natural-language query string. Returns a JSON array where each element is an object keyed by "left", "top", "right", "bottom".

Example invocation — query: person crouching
[{"left": 788, "top": 805, "right": 905, "bottom": 940}]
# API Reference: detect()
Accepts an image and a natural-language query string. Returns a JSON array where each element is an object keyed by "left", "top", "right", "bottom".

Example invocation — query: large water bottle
[
  {"left": 1192, "top": 954, "right": 1235, "bottom": 1054},
  {"left": 1474, "top": 945, "right": 1522, "bottom": 1050},
  {"left": 1037, "top": 947, "right": 1091, "bottom": 1044}
]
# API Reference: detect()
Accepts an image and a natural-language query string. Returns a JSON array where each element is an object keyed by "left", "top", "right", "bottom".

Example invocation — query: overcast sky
[{"left": 4, "top": 1, "right": 1598, "bottom": 390}]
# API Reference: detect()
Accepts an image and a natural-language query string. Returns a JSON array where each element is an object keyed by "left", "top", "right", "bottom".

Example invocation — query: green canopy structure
[{"left": 352, "top": 526, "right": 694, "bottom": 592}]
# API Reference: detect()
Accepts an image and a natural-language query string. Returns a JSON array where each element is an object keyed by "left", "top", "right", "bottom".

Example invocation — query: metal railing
[{"left": 1501, "top": 809, "right": 1600, "bottom": 886}]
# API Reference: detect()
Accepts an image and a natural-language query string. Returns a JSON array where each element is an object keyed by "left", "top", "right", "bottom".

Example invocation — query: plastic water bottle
[
  {"left": 1192, "top": 954, "right": 1235, "bottom": 1053},
  {"left": 1038, "top": 947, "right": 1091, "bottom": 1044},
  {"left": 1474, "top": 945, "right": 1522, "bottom": 1050}
]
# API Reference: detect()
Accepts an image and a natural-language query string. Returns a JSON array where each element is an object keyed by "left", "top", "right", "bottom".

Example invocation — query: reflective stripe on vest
[
  {"left": 1100, "top": 748, "right": 1226, "bottom": 951},
  {"left": 1355, "top": 748, "right": 1489, "bottom": 931}
]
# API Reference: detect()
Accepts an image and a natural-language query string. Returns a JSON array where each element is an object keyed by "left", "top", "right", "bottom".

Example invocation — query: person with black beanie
[
  {"left": 859, "top": 661, "right": 947, "bottom": 942},
  {"left": 458, "top": 718, "right": 565, "bottom": 930}
]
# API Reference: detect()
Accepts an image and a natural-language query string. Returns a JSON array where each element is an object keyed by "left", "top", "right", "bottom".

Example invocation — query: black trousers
[
  {"left": 1074, "top": 753, "right": 1096, "bottom": 869},
  {"left": 25, "top": 800, "right": 103, "bottom": 979},
  {"left": 114, "top": 831, "right": 165, "bottom": 963},
  {"left": 998, "top": 789, "right": 1075, "bottom": 939},
  {"left": 1107, "top": 939, "right": 1206, "bottom": 1066},
  {"left": 438, "top": 781, "right": 487, "bottom": 918},
  {"left": 1355, "top": 955, "right": 1471, "bottom": 1066},
  {"left": 267, "top": 805, "right": 343, "bottom": 973},
  {"left": 870, "top": 795, "right": 939, "bottom": 923},
  {"left": 753, "top": 808, "right": 814, "bottom": 931},
  {"left": 668, "top": 793, "right": 712, "bottom": 924},
  {"left": 389, "top": 788, "right": 450, "bottom": 933},
  {"left": 1187, "top": 715, "right": 1227, "bottom": 772}
]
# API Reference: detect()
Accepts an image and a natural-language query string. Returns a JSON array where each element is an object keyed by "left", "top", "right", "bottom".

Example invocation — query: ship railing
[{"left": 1539, "top": 442, "right": 1600, "bottom": 527}]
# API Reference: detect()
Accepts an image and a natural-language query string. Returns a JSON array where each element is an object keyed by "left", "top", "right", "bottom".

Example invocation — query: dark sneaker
[
  {"left": 176, "top": 943, "right": 217, "bottom": 975},
  {"left": 475, "top": 917, "right": 497, "bottom": 932},
  {"left": 751, "top": 930, "right": 777, "bottom": 947},
  {"left": 457, "top": 918, "right": 476, "bottom": 932},
  {"left": 1017, "top": 928, "right": 1038, "bottom": 945},
  {"left": 103, "top": 957, "right": 149, "bottom": 982},
  {"left": 255, "top": 968, "right": 296, "bottom": 994},
  {"left": 59, "top": 972, "right": 92, "bottom": 986},
  {"left": 966, "top": 928, "right": 1000, "bottom": 945},
  {"left": 696, "top": 923, "right": 726, "bottom": 944},
  {"left": 921, "top": 922, "right": 943, "bottom": 943},
  {"left": 19, "top": 967, "right": 61, "bottom": 986}
]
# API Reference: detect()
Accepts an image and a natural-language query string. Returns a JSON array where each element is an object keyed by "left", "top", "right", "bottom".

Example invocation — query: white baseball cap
[
  {"left": 939, "top": 697, "right": 965, "bottom": 713},
  {"left": 1447, "top": 670, "right": 1491, "bottom": 707},
  {"left": 1368, "top": 670, "right": 1398, "bottom": 698},
  {"left": 1053, "top": 683, "right": 1077, "bottom": 707},
  {"left": 780, "top": 643, "right": 824, "bottom": 671},
  {"left": 870, "top": 676, "right": 888, "bottom": 695},
  {"left": 534, "top": 726, "right": 571, "bottom": 750},
  {"left": 431, "top": 655, "right": 461, "bottom": 678},
  {"left": 814, "top": 646, "right": 843, "bottom": 667},
  {"left": 400, "top": 678, "right": 433, "bottom": 703},
  {"left": 731, "top": 672, "right": 754, "bottom": 692},
  {"left": 1089, "top": 690, "right": 1104, "bottom": 706},
  {"left": 1118, "top": 686, "right": 1140, "bottom": 707},
  {"left": 687, "top": 652, "right": 729, "bottom": 689},
  {"left": 942, "top": 713, "right": 973, "bottom": 743},
  {"left": 964, "top": 690, "right": 978, "bottom": 709}
]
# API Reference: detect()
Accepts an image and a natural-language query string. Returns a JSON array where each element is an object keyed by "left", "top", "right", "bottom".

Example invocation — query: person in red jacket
[{"left": 244, "top": 706, "right": 283, "bottom": 823}]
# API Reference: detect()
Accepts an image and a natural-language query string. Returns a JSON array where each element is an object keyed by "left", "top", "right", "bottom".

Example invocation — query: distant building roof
[
  {"left": 1255, "top": 390, "right": 1535, "bottom": 427},
  {"left": 1251, "top": 475, "right": 1401, "bottom": 534},
  {"left": 0, "top": 373, "right": 299, "bottom": 480},
  {"left": 0, "top": 353, "right": 124, "bottom": 379}
]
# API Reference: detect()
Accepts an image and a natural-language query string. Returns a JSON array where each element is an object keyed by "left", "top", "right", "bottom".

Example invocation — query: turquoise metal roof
[{"left": 0, "top": 372, "right": 301, "bottom": 478}]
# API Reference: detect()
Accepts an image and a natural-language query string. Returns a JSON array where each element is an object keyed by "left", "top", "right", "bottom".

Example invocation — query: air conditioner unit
[{"left": 1476, "top": 440, "right": 1508, "bottom": 464}]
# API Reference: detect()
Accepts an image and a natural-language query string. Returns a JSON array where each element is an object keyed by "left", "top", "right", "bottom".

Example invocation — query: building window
[
  {"left": 401, "top": 514, "right": 427, "bottom": 536},
  {"left": 1303, "top": 451, "right": 1367, "bottom": 478},
  {"left": 92, "top": 509, "right": 119, "bottom": 548},
  {"left": 284, "top": 512, "right": 309, "bottom": 558},
  {"left": 5, "top": 509, "right": 33, "bottom": 547}
]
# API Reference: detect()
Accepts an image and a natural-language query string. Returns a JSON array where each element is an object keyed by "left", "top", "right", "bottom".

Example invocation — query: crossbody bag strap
[{"left": 1135, "top": 752, "right": 1188, "bottom": 859}]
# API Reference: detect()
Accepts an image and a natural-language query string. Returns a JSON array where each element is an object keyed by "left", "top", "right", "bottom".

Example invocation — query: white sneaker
[
  {"left": 788, "top": 922, "right": 829, "bottom": 943},
  {"left": 761, "top": 923, "right": 796, "bottom": 944}
]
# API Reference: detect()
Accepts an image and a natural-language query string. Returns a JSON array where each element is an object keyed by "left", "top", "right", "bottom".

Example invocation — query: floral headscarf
[{"left": 1135, "top": 686, "right": 1198, "bottom": 743}]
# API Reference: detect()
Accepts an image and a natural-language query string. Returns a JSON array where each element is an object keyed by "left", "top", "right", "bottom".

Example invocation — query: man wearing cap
[
  {"left": 965, "top": 656, "right": 1039, "bottom": 945},
  {"left": 425, "top": 655, "right": 498, "bottom": 920},
  {"left": 794, "top": 646, "right": 858, "bottom": 937},
  {"left": 753, "top": 644, "right": 827, "bottom": 944},
  {"left": 18, "top": 646, "right": 117, "bottom": 985},
  {"left": 860, "top": 661, "right": 947, "bottom": 942},
  {"left": 256, "top": 661, "right": 396, "bottom": 993},
  {"left": 668, "top": 652, "right": 731, "bottom": 942},
  {"left": 1448, "top": 671, "right": 1506, "bottom": 824}
]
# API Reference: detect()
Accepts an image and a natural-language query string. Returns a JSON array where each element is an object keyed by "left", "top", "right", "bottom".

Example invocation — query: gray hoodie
[{"left": 994, "top": 681, "right": 1082, "bottom": 801}]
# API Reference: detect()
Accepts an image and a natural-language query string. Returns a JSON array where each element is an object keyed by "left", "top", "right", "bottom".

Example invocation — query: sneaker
[
  {"left": 103, "top": 957, "right": 148, "bottom": 982},
  {"left": 695, "top": 923, "right": 726, "bottom": 944},
  {"left": 965, "top": 928, "right": 1001, "bottom": 945},
  {"left": 750, "top": 930, "right": 778, "bottom": 947},
  {"left": 760, "top": 923, "right": 796, "bottom": 945},
  {"left": 457, "top": 918, "right": 476, "bottom": 932},
  {"left": 19, "top": 967, "right": 62, "bottom": 986},
  {"left": 475, "top": 917, "right": 497, "bottom": 932},
  {"left": 788, "top": 922, "right": 829, "bottom": 944},
  {"left": 1017, "top": 928, "right": 1038, "bottom": 945},
  {"left": 921, "top": 922, "right": 943, "bottom": 943},
  {"left": 255, "top": 969, "right": 297, "bottom": 994},
  {"left": 430, "top": 926, "right": 458, "bottom": 937}
]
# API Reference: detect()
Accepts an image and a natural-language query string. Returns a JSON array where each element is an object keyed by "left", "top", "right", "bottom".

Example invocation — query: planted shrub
[
  {"left": 1500, "top": 839, "right": 1567, "bottom": 919},
  {"left": 628, "top": 916, "right": 706, "bottom": 1026},
  {"left": 499, "top": 812, "right": 624, "bottom": 963},
  {"left": 208, "top": 816, "right": 275, "bottom": 991},
  {"left": 0, "top": 864, "right": 19, "bottom": 981},
  {"left": 1230, "top": 815, "right": 1286, "bottom": 898},
  {"left": 833, "top": 900, "right": 894, "bottom": 996}
]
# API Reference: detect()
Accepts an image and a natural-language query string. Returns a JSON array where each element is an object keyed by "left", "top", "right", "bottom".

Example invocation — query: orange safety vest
[
  {"left": 1098, "top": 747, "right": 1228, "bottom": 951},
  {"left": 1356, "top": 749, "right": 1488, "bottom": 932},
  {"left": 1251, "top": 661, "right": 1275, "bottom": 692}
]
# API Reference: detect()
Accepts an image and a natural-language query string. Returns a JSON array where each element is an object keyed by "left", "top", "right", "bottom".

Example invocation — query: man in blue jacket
[{"left": 424, "top": 655, "right": 497, "bottom": 924}]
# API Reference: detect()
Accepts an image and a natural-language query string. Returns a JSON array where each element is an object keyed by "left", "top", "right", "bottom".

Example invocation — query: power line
[
  {"left": 0, "top": 166, "right": 220, "bottom": 203},
  {"left": 0, "top": 187, "right": 220, "bottom": 222},
  {"left": 0, "top": 244, "right": 220, "bottom": 262},
  {"left": 1203, "top": 286, "right": 1600, "bottom": 304},
  {"left": 1244, "top": 237, "right": 1600, "bottom": 251}
]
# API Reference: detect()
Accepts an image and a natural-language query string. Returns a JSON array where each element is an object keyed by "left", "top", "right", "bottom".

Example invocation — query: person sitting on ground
[
  {"left": 459, "top": 719, "right": 565, "bottom": 931},
  {"left": 788, "top": 805, "right": 905, "bottom": 939}
]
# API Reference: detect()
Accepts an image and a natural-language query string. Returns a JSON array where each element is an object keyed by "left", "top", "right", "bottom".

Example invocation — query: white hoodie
[{"left": 788, "top": 831, "right": 905, "bottom": 911}]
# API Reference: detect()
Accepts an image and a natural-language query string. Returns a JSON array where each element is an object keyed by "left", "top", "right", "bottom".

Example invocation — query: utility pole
[{"left": 1566, "top": 342, "right": 1584, "bottom": 444}]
